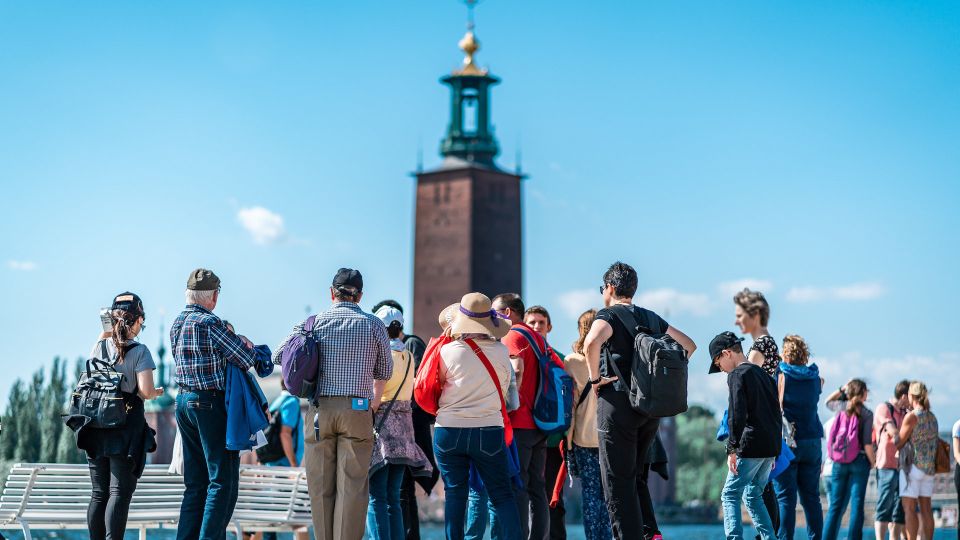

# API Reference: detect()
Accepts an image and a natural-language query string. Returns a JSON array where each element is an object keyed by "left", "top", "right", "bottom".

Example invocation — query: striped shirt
[
  {"left": 273, "top": 302, "right": 392, "bottom": 400},
  {"left": 170, "top": 304, "right": 257, "bottom": 390}
]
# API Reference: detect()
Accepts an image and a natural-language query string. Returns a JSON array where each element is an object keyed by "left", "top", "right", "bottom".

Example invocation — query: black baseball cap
[
  {"left": 708, "top": 331, "right": 744, "bottom": 374},
  {"left": 112, "top": 292, "right": 145, "bottom": 318},
  {"left": 332, "top": 268, "right": 363, "bottom": 293}
]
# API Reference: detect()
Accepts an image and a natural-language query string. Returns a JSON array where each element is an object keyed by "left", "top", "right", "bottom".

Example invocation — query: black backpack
[
  {"left": 67, "top": 340, "right": 130, "bottom": 429},
  {"left": 605, "top": 306, "right": 689, "bottom": 418},
  {"left": 256, "top": 395, "right": 299, "bottom": 464}
]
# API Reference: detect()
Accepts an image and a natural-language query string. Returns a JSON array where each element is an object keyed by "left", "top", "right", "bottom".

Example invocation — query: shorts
[
  {"left": 875, "top": 469, "right": 905, "bottom": 523},
  {"left": 899, "top": 467, "right": 935, "bottom": 498}
]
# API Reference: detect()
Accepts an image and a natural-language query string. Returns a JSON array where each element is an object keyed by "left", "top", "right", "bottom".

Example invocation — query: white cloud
[
  {"left": 635, "top": 288, "right": 713, "bottom": 317},
  {"left": 717, "top": 279, "right": 774, "bottom": 299},
  {"left": 814, "top": 351, "right": 960, "bottom": 423},
  {"left": 7, "top": 260, "right": 37, "bottom": 271},
  {"left": 237, "top": 206, "right": 286, "bottom": 245},
  {"left": 556, "top": 287, "right": 713, "bottom": 320},
  {"left": 785, "top": 286, "right": 825, "bottom": 303},
  {"left": 833, "top": 282, "right": 886, "bottom": 301},
  {"left": 556, "top": 289, "right": 600, "bottom": 319},
  {"left": 786, "top": 281, "right": 885, "bottom": 303}
]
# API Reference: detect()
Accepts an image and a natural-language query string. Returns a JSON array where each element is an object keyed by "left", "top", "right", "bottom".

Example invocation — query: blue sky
[{"left": 2, "top": 1, "right": 958, "bottom": 423}]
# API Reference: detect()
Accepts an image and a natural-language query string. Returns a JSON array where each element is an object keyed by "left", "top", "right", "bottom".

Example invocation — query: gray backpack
[{"left": 606, "top": 306, "right": 689, "bottom": 418}]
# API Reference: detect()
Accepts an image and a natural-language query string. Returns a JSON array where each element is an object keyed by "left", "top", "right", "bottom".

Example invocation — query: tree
[
  {"left": 0, "top": 358, "right": 85, "bottom": 467},
  {"left": 56, "top": 359, "right": 85, "bottom": 464},
  {"left": 675, "top": 404, "right": 728, "bottom": 505}
]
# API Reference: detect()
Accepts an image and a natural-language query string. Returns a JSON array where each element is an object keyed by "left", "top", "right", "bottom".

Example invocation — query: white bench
[{"left": 0, "top": 463, "right": 311, "bottom": 539}]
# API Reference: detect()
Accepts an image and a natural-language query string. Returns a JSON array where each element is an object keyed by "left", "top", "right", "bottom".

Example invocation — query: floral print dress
[{"left": 751, "top": 335, "right": 781, "bottom": 378}]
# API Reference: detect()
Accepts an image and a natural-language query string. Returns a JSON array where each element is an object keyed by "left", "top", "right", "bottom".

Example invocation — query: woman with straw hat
[{"left": 433, "top": 292, "right": 522, "bottom": 540}]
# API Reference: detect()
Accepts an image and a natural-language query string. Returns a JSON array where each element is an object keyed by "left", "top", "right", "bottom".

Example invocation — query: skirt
[{"left": 370, "top": 400, "right": 433, "bottom": 478}]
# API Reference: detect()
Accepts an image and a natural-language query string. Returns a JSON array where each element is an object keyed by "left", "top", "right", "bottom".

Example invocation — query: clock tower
[{"left": 412, "top": 18, "right": 523, "bottom": 338}]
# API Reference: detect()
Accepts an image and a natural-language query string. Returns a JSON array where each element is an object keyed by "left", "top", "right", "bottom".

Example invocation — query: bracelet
[{"left": 589, "top": 377, "right": 602, "bottom": 385}]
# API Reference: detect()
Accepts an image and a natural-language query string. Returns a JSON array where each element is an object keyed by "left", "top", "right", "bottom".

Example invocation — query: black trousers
[
  {"left": 402, "top": 407, "right": 440, "bottom": 540},
  {"left": 400, "top": 469, "right": 421, "bottom": 540},
  {"left": 762, "top": 481, "right": 780, "bottom": 535},
  {"left": 515, "top": 428, "right": 550, "bottom": 540},
  {"left": 544, "top": 445, "right": 566, "bottom": 539},
  {"left": 87, "top": 455, "right": 138, "bottom": 540},
  {"left": 638, "top": 464, "right": 661, "bottom": 539},
  {"left": 597, "top": 386, "right": 661, "bottom": 540}
]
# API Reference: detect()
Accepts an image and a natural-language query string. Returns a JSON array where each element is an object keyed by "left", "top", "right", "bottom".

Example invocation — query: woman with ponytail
[
  {"left": 366, "top": 305, "right": 433, "bottom": 540},
  {"left": 83, "top": 292, "right": 163, "bottom": 540},
  {"left": 895, "top": 381, "right": 938, "bottom": 540},
  {"left": 823, "top": 378, "right": 875, "bottom": 540}
]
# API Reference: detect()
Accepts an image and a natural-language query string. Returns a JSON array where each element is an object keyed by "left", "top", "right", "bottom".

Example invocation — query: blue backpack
[{"left": 510, "top": 327, "right": 574, "bottom": 436}]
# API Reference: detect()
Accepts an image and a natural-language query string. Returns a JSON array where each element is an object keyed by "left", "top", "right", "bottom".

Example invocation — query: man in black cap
[
  {"left": 170, "top": 268, "right": 262, "bottom": 540},
  {"left": 274, "top": 267, "right": 392, "bottom": 540},
  {"left": 709, "top": 331, "right": 781, "bottom": 540}
]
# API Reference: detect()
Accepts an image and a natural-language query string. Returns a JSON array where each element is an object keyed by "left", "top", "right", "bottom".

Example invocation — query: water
[{"left": 0, "top": 525, "right": 957, "bottom": 539}]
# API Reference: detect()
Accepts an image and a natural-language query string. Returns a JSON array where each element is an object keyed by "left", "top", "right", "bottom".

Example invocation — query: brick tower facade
[{"left": 412, "top": 23, "right": 523, "bottom": 339}]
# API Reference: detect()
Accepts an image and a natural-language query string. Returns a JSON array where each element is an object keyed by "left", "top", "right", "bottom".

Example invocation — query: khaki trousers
[{"left": 303, "top": 396, "right": 374, "bottom": 540}]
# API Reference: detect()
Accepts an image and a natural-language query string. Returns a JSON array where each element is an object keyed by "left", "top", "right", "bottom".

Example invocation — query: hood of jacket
[{"left": 780, "top": 361, "right": 820, "bottom": 381}]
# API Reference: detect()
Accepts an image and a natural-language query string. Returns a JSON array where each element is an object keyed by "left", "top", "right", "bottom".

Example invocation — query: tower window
[{"left": 461, "top": 88, "right": 479, "bottom": 135}]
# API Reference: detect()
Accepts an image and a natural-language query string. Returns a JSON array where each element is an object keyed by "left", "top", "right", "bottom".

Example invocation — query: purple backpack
[
  {"left": 827, "top": 409, "right": 861, "bottom": 464},
  {"left": 280, "top": 315, "right": 321, "bottom": 399}
]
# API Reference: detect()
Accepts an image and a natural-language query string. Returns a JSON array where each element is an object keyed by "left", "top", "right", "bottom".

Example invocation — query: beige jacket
[
  {"left": 436, "top": 338, "right": 513, "bottom": 429},
  {"left": 565, "top": 352, "right": 599, "bottom": 448}
]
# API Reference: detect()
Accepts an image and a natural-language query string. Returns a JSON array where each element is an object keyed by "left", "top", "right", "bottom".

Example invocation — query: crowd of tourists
[{"left": 66, "top": 263, "right": 960, "bottom": 540}]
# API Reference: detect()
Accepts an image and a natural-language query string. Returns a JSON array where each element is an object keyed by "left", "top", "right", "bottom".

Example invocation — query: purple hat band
[{"left": 459, "top": 305, "right": 509, "bottom": 328}]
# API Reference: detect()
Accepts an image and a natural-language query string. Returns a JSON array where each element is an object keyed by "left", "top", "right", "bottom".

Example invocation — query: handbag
[{"left": 935, "top": 437, "right": 951, "bottom": 474}]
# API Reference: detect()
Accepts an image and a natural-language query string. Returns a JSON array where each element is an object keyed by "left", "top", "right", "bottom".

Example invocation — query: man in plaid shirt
[
  {"left": 171, "top": 268, "right": 260, "bottom": 540},
  {"left": 273, "top": 267, "right": 392, "bottom": 540}
]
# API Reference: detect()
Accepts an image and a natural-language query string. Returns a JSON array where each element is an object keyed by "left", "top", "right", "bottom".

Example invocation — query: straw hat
[{"left": 437, "top": 292, "right": 511, "bottom": 339}]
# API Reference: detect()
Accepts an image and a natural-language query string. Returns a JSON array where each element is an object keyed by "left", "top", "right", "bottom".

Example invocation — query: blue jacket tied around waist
[{"left": 224, "top": 345, "right": 272, "bottom": 451}]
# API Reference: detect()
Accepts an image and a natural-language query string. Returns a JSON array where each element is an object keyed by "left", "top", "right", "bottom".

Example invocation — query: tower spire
[{"left": 440, "top": 0, "right": 500, "bottom": 166}]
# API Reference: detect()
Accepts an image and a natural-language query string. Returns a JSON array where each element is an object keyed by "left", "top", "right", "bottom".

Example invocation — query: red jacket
[{"left": 503, "top": 321, "right": 565, "bottom": 430}]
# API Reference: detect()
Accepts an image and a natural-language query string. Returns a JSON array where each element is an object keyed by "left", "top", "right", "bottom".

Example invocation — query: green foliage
[
  {"left": 674, "top": 404, "right": 728, "bottom": 505},
  {"left": 0, "top": 357, "right": 85, "bottom": 471}
]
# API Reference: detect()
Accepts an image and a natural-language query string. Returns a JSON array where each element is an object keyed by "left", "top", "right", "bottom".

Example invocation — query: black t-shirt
[{"left": 597, "top": 304, "right": 669, "bottom": 387}]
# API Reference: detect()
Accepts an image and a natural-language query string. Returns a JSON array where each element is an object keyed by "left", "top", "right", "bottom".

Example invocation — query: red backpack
[{"left": 413, "top": 335, "right": 451, "bottom": 416}]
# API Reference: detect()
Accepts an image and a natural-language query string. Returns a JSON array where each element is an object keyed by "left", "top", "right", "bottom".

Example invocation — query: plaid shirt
[
  {"left": 170, "top": 304, "right": 257, "bottom": 391},
  {"left": 273, "top": 301, "right": 392, "bottom": 399}
]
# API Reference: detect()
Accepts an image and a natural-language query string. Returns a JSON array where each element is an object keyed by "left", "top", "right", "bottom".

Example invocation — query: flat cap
[{"left": 187, "top": 268, "right": 221, "bottom": 291}]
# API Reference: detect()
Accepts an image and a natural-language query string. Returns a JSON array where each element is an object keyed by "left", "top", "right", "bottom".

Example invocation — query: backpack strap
[
  {"left": 576, "top": 382, "right": 592, "bottom": 408},
  {"left": 375, "top": 350, "right": 413, "bottom": 434},
  {"left": 609, "top": 304, "right": 654, "bottom": 339},
  {"left": 509, "top": 326, "right": 547, "bottom": 360},
  {"left": 465, "top": 338, "right": 513, "bottom": 446},
  {"left": 885, "top": 402, "right": 897, "bottom": 428}
]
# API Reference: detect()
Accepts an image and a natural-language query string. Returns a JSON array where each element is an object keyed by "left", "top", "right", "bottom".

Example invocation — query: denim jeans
[
  {"left": 874, "top": 468, "right": 904, "bottom": 524},
  {"left": 772, "top": 439, "right": 823, "bottom": 540},
  {"left": 822, "top": 454, "right": 869, "bottom": 540},
  {"left": 722, "top": 456, "right": 776, "bottom": 540},
  {"left": 87, "top": 455, "right": 138, "bottom": 540},
  {"left": 366, "top": 464, "right": 406, "bottom": 540},
  {"left": 175, "top": 390, "right": 240, "bottom": 540},
  {"left": 434, "top": 426, "right": 521, "bottom": 540},
  {"left": 465, "top": 486, "right": 500, "bottom": 540}
]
